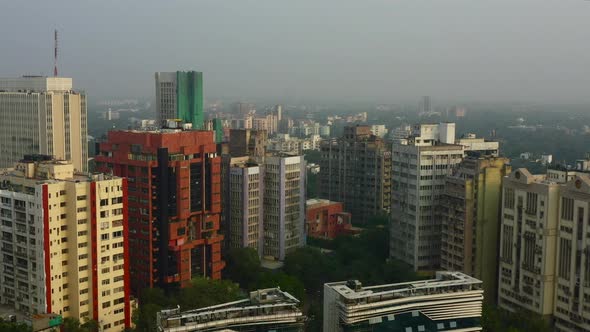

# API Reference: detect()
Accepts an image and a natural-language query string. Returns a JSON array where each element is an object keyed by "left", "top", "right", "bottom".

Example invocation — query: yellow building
[
  {"left": 440, "top": 156, "right": 510, "bottom": 303},
  {"left": 0, "top": 156, "right": 130, "bottom": 331}
]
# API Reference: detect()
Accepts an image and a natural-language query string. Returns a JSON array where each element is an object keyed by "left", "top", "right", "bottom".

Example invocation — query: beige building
[
  {"left": 0, "top": 77, "right": 88, "bottom": 172},
  {"left": 0, "top": 157, "right": 130, "bottom": 331},
  {"left": 498, "top": 168, "right": 560, "bottom": 318},
  {"left": 439, "top": 156, "right": 510, "bottom": 303},
  {"left": 553, "top": 174, "right": 590, "bottom": 332}
]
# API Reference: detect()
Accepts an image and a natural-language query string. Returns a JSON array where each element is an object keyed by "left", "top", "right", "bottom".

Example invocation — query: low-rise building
[
  {"left": 305, "top": 199, "right": 352, "bottom": 240},
  {"left": 157, "top": 288, "right": 305, "bottom": 332},
  {"left": 323, "top": 272, "right": 483, "bottom": 332}
]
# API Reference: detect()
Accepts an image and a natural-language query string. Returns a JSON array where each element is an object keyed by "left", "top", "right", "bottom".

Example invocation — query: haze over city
[{"left": 2, "top": 0, "right": 590, "bottom": 103}]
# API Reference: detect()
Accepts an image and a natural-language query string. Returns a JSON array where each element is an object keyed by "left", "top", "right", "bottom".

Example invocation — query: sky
[{"left": 1, "top": 0, "right": 590, "bottom": 104}]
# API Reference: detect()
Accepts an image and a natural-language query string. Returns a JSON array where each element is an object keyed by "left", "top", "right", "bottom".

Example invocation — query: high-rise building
[
  {"left": 439, "top": 156, "right": 510, "bottom": 303},
  {"left": 319, "top": 125, "right": 392, "bottom": 225},
  {"left": 323, "top": 272, "right": 483, "bottom": 332},
  {"left": 95, "top": 128, "right": 224, "bottom": 295},
  {"left": 0, "top": 157, "right": 131, "bottom": 331},
  {"left": 553, "top": 174, "right": 590, "bottom": 332},
  {"left": 263, "top": 155, "right": 305, "bottom": 260},
  {"left": 0, "top": 76, "right": 88, "bottom": 172},
  {"left": 498, "top": 168, "right": 560, "bottom": 319},
  {"left": 157, "top": 288, "right": 305, "bottom": 332},
  {"left": 155, "top": 71, "right": 204, "bottom": 129},
  {"left": 390, "top": 123, "right": 464, "bottom": 271},
  {"left": 229, "top": 129, "right": 267, "bottom": 161},
  {"left": 226, "top": 158, "right": 264, "bottom": 255},
  {"left": 456, "top": 133, "right": 500, "bottom": 157},
  {"left": 370, "top": 124, "right": 388, "bottom": 138}
]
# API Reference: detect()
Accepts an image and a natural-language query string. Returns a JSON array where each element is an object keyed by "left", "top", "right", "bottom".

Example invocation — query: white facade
[
  {"left": 370, "top": 125, "right": 388, "bottom": 138},
  {"left": 324, "top": 272, "right": 483, "bottom": 332},
  {"left": 0, "top": 76, "right": 88, "bottom": 172},
  {"left": 457, "top": 133, "right": 500, "bottom": 156},
  {"left": 228, "top": 162, "right": 263, "bottom": 255},
  {"left": 263, "top": 155, "right": 306, "bottom": 260}
]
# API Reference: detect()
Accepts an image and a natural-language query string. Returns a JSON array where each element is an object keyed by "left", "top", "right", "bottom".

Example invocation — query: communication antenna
[{"left": 53, "top": 29, "right": 58, "bottom": 76}]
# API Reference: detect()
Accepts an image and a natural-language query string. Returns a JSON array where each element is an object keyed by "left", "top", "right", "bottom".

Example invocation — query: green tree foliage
[
  {"left": 134, "top": 278, "right": 242, "bottom": 332},
  {"left": 224, "top": 247, "right": 262, "bottom": 290},
  {"left": 0, "top": 319, "right": 32, "bottom": 332},
  {"left": 482, "top": 305, "right": 551, "bottom": 332},
  {"left": 61, "top": 317, "right": 98, "bottom": 332}
]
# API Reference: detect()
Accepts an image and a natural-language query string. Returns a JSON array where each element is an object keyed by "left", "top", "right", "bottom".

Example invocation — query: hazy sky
[{"left": 1, "top": 0, "right": 590, "bottom": 103}]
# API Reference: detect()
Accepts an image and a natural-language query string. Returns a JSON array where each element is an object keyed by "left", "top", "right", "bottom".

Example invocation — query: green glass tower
[
  {"left": 176, "top": 71, "right": 204, "bottom": 129},
  {"left": 156, "top": 71, "right": 204, "bottom": 129}
]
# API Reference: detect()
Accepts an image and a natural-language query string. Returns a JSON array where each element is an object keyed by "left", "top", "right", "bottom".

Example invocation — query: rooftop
[{"left": 325, "top": 271, "right": 481, "bottom": 303}]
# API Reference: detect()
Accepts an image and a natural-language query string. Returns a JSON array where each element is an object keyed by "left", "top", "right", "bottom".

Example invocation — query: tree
[
  {"left": 223, "top": 247, "right": 262, "bottom": 290},
  {"left": 0, "top": 319, "right": 32, "bottom": 332}
]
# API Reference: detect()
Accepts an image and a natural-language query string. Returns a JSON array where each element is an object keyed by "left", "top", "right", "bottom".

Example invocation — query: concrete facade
[{"left": 0, "top": 76, "right": 88, "bottom": 172}]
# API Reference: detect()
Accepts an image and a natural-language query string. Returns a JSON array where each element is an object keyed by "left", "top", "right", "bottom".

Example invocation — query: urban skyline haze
[{"left": 1, "top": 0, "right": 590, "bottom": 103}]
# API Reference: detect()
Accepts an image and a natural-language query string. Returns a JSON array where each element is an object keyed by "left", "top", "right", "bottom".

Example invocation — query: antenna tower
[{"left": 53, "top": 30, "right": 58, "bottom": 77}]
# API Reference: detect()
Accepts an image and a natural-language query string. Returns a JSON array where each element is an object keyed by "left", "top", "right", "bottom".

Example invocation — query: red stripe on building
[
  {"left": 122, "top": 178, "right": 132, "bottom": 328},
  {"left": 90, "top": 182, "right": 99, "bottom": 321},
  {"left": 42, "top": 185, "right": 51, "bottom": 313}
]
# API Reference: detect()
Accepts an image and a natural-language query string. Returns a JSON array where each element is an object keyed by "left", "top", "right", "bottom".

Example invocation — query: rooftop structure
[
  {"left": 156, "top": 288, "right": 305, "bottom": 332},
  {"left": 324, "top": 271, "right": 483, "bottom": 331}
]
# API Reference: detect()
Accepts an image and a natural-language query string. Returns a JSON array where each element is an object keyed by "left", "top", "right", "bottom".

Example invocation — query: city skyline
[{"left": 1, "top": 1, "right": 590, "bottom": 103}]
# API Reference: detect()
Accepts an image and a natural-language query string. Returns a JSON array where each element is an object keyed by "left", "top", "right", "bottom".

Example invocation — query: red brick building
[
  {"left": 96, "top": 129, "right": 224, "bottom": 295},
  {"left": 305, "top": 199, "right": 353, "bottom": 239}
]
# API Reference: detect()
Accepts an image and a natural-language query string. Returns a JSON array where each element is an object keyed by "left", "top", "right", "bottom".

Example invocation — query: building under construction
[{"left": 156, "top": 288, "right": 305, "bottom": 332}]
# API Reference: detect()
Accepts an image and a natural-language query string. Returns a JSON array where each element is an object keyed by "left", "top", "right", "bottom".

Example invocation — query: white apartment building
[
  {"left": 228, "top": 159, "right": 264, "bottom": 255},
  {"left": 263, "top": 155, "right": 305, "bottom": 260},
  {"left": 154, "top": 72, "right": 177, "bottom": 123},
  {"left": 324, "top": 272, "right": 483, "bottom": 332},
  {"left": 391, "top": 123, "right": 464, "bottom": 271},
  {"left": 457, "top": 133, "right": 500, "bottom": 157},
  {"left": 0, "top": 76, "right": 88, "bottom": 172},
  {"left": 0, "top": 157, "right": 131, "bottom": 331}
]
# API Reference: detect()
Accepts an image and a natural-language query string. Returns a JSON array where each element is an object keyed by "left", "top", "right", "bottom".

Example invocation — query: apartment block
[
  {"left": 226, "top": 158, "right": 264, "bottom": 255},
  {"left": 390, "top": 123, "right": 464, "bottom": 271},
  {"left": 263, "top": 155, "right": 305, "bottom": 261},
  {"left": 498, "top": 168, "right": 560, "bottom": 318},
  {"left": 319, "top": 125, "right": 392, "bottom": 225},
  {"left": 96, "top": 128, "right": 224, "bottom": 295},
  {"left": 323, "top": 272, "right": 483, "bottom": 332},
  {"left": 0, "top": 157, "right": 130, "bottom": 331},
  {"left": 439, "top": 156, "right": 510, "bottom": 303},
  {"left": 0, "top": 76, "right": 88, "bottom": 172}
]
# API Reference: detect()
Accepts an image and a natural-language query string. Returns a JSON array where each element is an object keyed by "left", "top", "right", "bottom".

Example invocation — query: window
[
  {"left": 78, "top": 254, "right": 88, "bottom": 260},
  {"left": 102, "top": 279, "right": 110, "bottom": 285},
  {"left": 77, "top": 207, "right": 87, "bottom": 213},
  {"left": 79, "top": 265, "right": 88, "bottom": 272},
  {"left": 562, "top": 198, "right": 574, "bottom": 221},
  {"left": 100, "top": 199, "right": 108, "bottom": 207},
  {"left": 102, "top": 301, "right": 111, "bottom": 309},
  {"left": 101, "top": 234, "right": 109, "bottom": 241},
  {"left": 79, "top": 277, "right": 88, "bottom": 283},
  {"left": 77, "top": 195, "right": 87, "bottom": 201},
  {"left": 114, "top": 297, "right": 125, "bottom": 305},
  {"left": 77, "top": 230, "right": 87, "bottom": 236},
  {"left": 77, "top": 219, "right": 87, "bottom": 225},
  {"left": 78, "top": 242, "right": 88, "bottom": 248},
  {"left": 112, "top": 231, "right": 122, "bottom": 238}
]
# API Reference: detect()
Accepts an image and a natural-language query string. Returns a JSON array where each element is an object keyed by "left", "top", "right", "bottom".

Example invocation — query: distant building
[
  {"left": 305, "top": 199, "right": 352, "bottom": 239},
  {"left": 323, "top": 272, "right": 483, "bottom": 332},
  {"left": 155, "top": 71, "right": 204, "bottom": 129},
  {"left": 370, "top": 124, "right": 388, "bottom": 138},
  {"left": 319, "top": 125, "right": 331, "bottom": 137},
  {"left": 0, "top": 157, "right": 131, "bottom": 331},
  {"left": 541, "top": 154, "right": 553, "bottom": 165},
  {"left": 267, "top": 134, "right": 321, "bottom": 155},
  {"left": 229, "top": 129, "right": 267, "bottom": 161},
  {"left": 457, "top": 133, "right": 499, "bottom": 157},
  {"left": 319, "top": 125, "right": 392, "bottom": 225},
  {"left": 96, "top": 128, "right": 224, "bottom": 295},
  {"left": 0, "top": 76, "right": 88, "bottom": 172},
  {"left": 157, "top": 288, "right": 305, "bottom": 332},
  {"left": 439, "top": 156, "right": 511, "bottom": 303}
]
